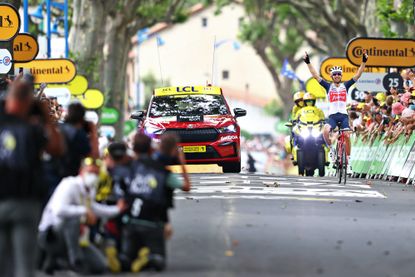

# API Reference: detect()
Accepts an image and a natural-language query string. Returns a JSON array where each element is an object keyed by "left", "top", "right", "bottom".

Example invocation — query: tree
[
  {"left": 69, "top": 0, "right": 188, "bottom": 139},
  {"left": 225, "top": 0, "right": 305, "bottom": 117}
]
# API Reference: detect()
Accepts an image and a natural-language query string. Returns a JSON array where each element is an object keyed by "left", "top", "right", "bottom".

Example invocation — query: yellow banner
[
  {"left": 346, "top": 37, "right": 415, "bottom": 67},
  {"left": 305, "top": 78, "right": 326, "bottom": 99},
  {"left": 15, "top": 59, "right": 77, "bottom": 84},
  {"left": 13, "top": 33, "right": 39, "bottom": 62},
  {"left": 320, "top": 57, "right": 386, "bottom": 81},
  {"left": 154, "top": 86, "right": 222, "bottom": 96},
  {"left": 0, "top": 4, "right": 20, "bottom": 41}
]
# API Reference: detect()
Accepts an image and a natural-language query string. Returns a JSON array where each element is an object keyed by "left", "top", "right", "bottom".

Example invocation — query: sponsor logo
[
  {"left": 329, "top": 90, "right": 347, "bottom": 102},
  {"left": 0, "top": 55, "right": 11, "bottom": 66},
  {"left": 352, "top": 46, "right": 415, "bottom": 58},
  {"left": 220, "top": 135, "right": 238, "bottom": 141}
]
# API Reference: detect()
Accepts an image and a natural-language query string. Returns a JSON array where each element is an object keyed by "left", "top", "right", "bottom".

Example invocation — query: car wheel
[{"left": 222, "top": 162, "right": 241, "bottom": 173}]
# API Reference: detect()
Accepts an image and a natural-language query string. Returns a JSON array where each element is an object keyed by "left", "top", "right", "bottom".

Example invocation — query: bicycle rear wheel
[{"left": 342, "top": 145, "right": 347, "bottom": 185}]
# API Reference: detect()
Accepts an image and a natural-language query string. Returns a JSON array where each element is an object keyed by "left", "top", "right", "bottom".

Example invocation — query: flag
[
  {"left": 137, "top": 28, "right": 149, "bottom": 44},
  {"left": 232, "top": 41, "right": 241, "bottom": 50},
  {"left": 156, "top": 36, "right": 165, "bottom": 46},
  {"left": 281, "top": 59, "right": 299, "bottom": 80}
]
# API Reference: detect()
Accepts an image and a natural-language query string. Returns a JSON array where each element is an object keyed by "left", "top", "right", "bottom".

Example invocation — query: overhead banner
[
  {"left": 15, "top": 59, "right": 77, "bottom": 83},
  {"left": 355, "top": 73, "right": 387, "bottom": 92},
  {"left": 13, "top": 33, "right": 39, "bottom": 62},
  {"left": 0, "top": 4, "right": 20, "bottom": 41},
  {"left": 346, "top": 37, "right": 415, "bottom": 67},
  {"left": 319, "top": 57, "right": 386, "bottom": 81}
]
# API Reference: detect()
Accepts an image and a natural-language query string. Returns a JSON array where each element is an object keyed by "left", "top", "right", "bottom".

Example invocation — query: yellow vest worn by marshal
[
  {"left": 291, "top": 106, "right": 303, "bottom": 120},
  {"left": 294, "top": 106, "right": 325, "bottom": 122}
]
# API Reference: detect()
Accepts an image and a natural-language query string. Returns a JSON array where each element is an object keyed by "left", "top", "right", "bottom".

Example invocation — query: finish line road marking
[{"left": 183, "top": 186, "right": 386, "bottom": 199}]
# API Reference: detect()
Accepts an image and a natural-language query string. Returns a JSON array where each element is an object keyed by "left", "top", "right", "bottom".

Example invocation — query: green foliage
[
  {"left": 263, "top": 100, "right": 284, "bottom": 118},
  {"left": 240, "top": 129, "right": 253, "bottom": 140},
  {"left": 141, "top": 72, "right": 170, "bottom": 109},
  {"left": 376, "top": 0, "right": 414, "bottom": 37}
]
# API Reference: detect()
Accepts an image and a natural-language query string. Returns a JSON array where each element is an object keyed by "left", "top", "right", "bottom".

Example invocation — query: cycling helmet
[
  {"left": 303, "top": 93, "right": 316, "bottom": 106},
  {"left": 293, "top": 91, "right": 305, "bottom": 106},
  {"left": 330, "top": 66, "right": 343, "bottom": 75}
]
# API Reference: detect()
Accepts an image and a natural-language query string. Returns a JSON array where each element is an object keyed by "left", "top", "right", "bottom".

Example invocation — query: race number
[{"left": 382, "top": 72, "right": 403, "bottom": 90}]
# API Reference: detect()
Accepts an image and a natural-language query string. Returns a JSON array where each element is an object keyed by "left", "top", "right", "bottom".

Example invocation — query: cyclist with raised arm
[{"left": 303, "top": 50, "right": 368, "bottom": 163}]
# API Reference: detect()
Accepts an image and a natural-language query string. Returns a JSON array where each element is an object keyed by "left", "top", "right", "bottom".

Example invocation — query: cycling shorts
[{"left": 327, "top": 113, "right": 350, "bottom": 130}]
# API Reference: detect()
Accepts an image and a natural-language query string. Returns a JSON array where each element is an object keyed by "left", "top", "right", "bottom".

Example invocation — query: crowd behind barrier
[{"left": 327, "top": 68, "right": 415, "bottom": 182}]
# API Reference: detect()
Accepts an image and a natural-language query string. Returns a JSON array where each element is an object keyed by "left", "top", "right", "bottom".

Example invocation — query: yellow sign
[
  {"left": 320, "top": 57, "right": 386, "bottom": 81},
  {"left": 76, "top": 89, "right": 104, "bottom": 109},
  {"left": 0, "top": 4, "right": 20, "bottom": 41},
  {"left": 13, "top": 33, "right": 39, "bottom": 62},
  {"left": 15, "top": 59, "right": 77, "bottom": 83},
  {"left": 346, "top": 37, "right": 415, "bottom": 67},
  {"left": 154, "top": 86, "right": 222, "bottom": 96},
  {"left": 48, "top": 75, "right": 88, "bottom": 95},
  {"left": 305, "top": 78, "right": 326, "bottom": 99}
]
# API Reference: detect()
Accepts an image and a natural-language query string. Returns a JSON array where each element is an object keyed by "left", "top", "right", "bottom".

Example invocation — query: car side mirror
[
  {"left": 130, "top": 110, "right": 145, "bottom": 120},
  {"left": 234, "top": 108, "right": 247, "bottom": 118}
]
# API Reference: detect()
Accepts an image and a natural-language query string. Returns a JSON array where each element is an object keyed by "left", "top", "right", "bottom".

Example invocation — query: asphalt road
[{"left": 38, "top": 173, "right": 415, "bottom": 277}]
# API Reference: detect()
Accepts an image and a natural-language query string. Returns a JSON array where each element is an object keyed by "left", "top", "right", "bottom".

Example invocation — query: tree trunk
[
  {"left": 102, "top": 17, "right": 132, "bottom": 140},
  {"left": 69, "top": 0, "right": 107, "bottom": 87}
]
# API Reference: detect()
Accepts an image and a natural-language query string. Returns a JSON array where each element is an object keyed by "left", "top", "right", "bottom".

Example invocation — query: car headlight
[
  {"left": 145, "top": 126, "right": 164, "bottom": 135},
  {"left": 311, "top": 128, "right": 320, "bottom": 138},
  {"left": 300, "top": 128, "right": 310, "bottom": 138},
  {"left": 218, "top": 124, "right": 237, "bottom": 133}
]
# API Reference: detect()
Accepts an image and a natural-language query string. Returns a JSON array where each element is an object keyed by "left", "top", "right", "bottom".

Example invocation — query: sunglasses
[
  {"left": 83, "top": 157, "right": 102, "bottom": 167},
  {"left": 332, "top": 72, "right": 342, "bottom": 76}
]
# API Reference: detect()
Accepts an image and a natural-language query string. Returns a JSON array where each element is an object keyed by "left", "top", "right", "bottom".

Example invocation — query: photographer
[{"left": 0, "top": 74, "right": 64, "bottom": 277}]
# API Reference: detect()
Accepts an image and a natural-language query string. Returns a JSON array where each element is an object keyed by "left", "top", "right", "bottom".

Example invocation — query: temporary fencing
[{"left": 348, "top": 133, "right": 415, "bottom": 184}]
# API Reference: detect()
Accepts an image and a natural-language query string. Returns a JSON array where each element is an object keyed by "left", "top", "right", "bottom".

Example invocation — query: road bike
[{"left": 335, "top": 127, "right": 349, "bottom": 184}]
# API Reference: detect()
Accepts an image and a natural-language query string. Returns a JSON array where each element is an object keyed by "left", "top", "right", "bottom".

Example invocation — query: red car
[{"left": 131, "top": 86, "right": 246, "bottom": 173}]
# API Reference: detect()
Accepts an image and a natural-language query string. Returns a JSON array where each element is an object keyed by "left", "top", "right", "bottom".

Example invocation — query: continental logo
[
  {"left": 319, "top": 57, "right": 386, "bottom": 81},
  {"left": 346, "top": 37, "right": 415, "bottom": 67},
  {"left": 15, "top": 59, "right": 77, "bottom": 84},
  {"left": 352, "top": 46, "right": 415, "bottom": 58},
  {"left": 323, "top": 64, "right": 381, "bottom": 75},
  {"left": 30, "top": 66, "right": 71, "bottom": 75}
]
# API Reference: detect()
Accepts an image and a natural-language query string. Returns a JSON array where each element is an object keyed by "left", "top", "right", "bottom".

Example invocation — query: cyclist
[{"left": 303, "top": 50, "right": 368, "bottom": 163}]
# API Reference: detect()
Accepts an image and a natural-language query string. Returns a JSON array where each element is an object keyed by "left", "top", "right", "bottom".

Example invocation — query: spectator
[
  {"left": 154, "top": 133, "right": 191, "bottom": 240},
  {"left": 59, "top": 102, "right": 98, "bottom": 177},
  {"left": 38, "top": 157, "right": 126, "bottom": 275},
  {"left": 0, "top": 75, "right": 63, "bottom": 277}
]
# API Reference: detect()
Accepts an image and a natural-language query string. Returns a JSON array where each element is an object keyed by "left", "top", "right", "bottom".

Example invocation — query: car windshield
[{"left": 149, "top": 94, "right": 229, "bottom": 117}]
